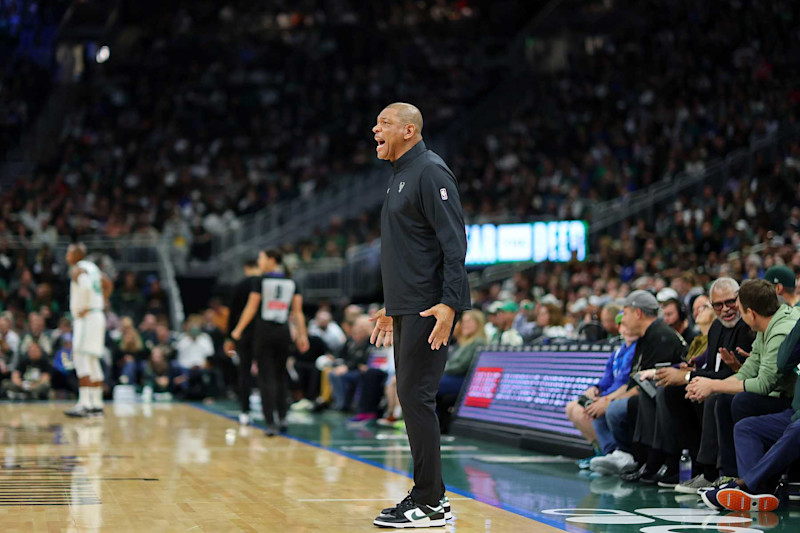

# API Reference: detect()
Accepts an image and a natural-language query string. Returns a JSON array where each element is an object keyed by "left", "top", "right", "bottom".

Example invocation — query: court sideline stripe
[{"left": 189, "top": 403, "right": 588, "bottom": 533}]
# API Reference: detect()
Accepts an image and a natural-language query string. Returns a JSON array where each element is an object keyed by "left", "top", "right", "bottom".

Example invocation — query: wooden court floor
[{"left": 0, "top": 403, "right": 557, "bottom": 532}]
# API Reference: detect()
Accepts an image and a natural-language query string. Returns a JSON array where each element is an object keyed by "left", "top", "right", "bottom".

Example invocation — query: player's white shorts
[
  {"left": 73, "top": 312, "right": 106, "bottom": 381},
  {"left": 73, "top": 312, "right": 106, "bottom": 358}
]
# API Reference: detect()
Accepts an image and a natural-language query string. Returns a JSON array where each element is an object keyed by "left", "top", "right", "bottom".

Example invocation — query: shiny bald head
[{"left": 385, "top": 102, "right": 423, "bottom": 136}]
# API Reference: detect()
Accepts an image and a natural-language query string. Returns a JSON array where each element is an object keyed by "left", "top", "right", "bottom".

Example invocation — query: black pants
[
  {"left": 293, "top": 360, "right": 321, "bottom": 401},
  {"left": 236, "top": 332, "right": 255, "bottom": 413},
  {"left": 360, "top": 368, "right": 388, "bottom": 415},
  {"left": 394, "top": 314, "right": 448, "bottom": 507},
  {"left": 716, "top": 392, "right": 792, "bottom": 477},
  {"left": 254, "top": 322, "right": 291, "bottom": 426}
]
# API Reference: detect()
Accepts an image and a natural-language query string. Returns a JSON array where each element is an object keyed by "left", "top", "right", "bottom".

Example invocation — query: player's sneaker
[
  {"left": 716, "top": 487, "right": 780, "bottom": 512},
  {"left": 373, "top": 497, "right": 445, "bottom": 528},
  {"left": 64, "top": 405, "right": 91, "bottom": 418},
  {"left": 590, "top": 450, "right": 636, "bottom": 475},
  {"left": 89, "top": 407, "right": 105, "bottom": 418},
  {"left": 381, "top": 494, "right": 452, "bottom": 520},
  {"left": 238, "top": 413, "right": 250, "bottom": 426},
  {"left": 264, "top": 425, "right": 279, "bottom": 437},
  {"left": 675, "top": 474, "right": 712, "bottom": 494}
]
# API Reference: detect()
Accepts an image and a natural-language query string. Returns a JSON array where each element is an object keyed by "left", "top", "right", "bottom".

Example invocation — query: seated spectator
[
  {"left": 488, "top": 302, "right": 523, "bottom": 346},
  {"left": 590, "top": 290, "right": 686, "bottom": 478},
  {"left": 687, "top": 279, "right": 800, "bottom": 479},
  {"left": 702, "top": 308, "right": 800, "bottom": 511},
  {"left": 0, "top": 313, "right": 20, "bottom": 363},
  {"left": 138, "top": 314, "right": 159, "bottom": 346},
  {"left": 532, "top": 302, "right": 569, "bottom": 340},
  {"left": 308, "top": 310, "right": 347, "bottom": 355},
  {"left": 288, "top": 331, "right": 329, "bottom": 409},
  {"left": 17, "top": 311, "right": 52, "bottom": 366},
  {"left": 149, "top": 323, "right": 178, "bottom": 360},
  {"left": 567, "top": 319, "right": 637, "bottom": 465},
  {"left": 174, "top": 316, "right": 216, "bottom": 400},
  {"left": 3, "top": 342, "right": 50, "bottom": 400},
  {"left": 51, "top": 333, "right": 78, "bottom": 396},
  {"left": 654, "top": 278, "right": 755, "bottom": 490},
  {"left": 764, "top": 265, "right": 799, "bottom": 307},
  {"left": 142, "top": 346, "right": 178, "bottom": 396},
  {"left": 662, "top": 298, "right": 698, "bottom": 345},
  {"left": 512, "top": 301, "right": 539, "bottom": 342},
  {"left": 438, "top": 310, "right": 487, "bottom": 432},
  {"left": 113, "top": 317, "right": 147, "bottom": 385},
  {"left": 328, "top": 316, "right": 372, "bottom": 412},
  {"left": 599, "top": 303, "right": 622, "bottom": 340},
  {"left": 111, "top": 272, "right": 145, "bottom": 323}
]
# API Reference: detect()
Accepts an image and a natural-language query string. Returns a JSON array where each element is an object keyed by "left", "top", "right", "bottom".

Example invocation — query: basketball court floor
[{"left": 0, "top": 402, "right": 796, "bottom": 532}]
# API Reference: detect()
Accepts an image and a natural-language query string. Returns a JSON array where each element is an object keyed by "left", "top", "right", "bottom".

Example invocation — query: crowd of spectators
[
  {"left": 1, "top": 0, "right": 534, "bottom": 260},
  {"left": 1, "top": 0, "right": 65, "bottom": 157}
]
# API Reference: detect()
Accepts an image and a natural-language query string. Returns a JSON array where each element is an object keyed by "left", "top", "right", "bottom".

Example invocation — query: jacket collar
[{"left": 390, "top": 140, "right": 426, "bottom": 172}]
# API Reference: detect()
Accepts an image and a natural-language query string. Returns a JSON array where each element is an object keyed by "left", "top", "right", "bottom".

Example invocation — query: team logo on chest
[{"left": 399, "top": 182, "right": 406, "bottom": 193}]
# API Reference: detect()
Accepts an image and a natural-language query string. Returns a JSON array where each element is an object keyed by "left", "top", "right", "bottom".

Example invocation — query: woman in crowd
[{"left": 437, "top": 310, "right": 487, "bottom": 432}]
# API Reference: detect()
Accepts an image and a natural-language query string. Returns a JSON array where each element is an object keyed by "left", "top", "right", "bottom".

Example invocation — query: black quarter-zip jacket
[{"left": 380, "top": 140, "right": 471, "bottom": 316}]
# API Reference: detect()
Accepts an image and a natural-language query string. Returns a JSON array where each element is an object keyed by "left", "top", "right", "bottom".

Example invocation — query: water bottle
[{"left": 679, "top": 449, "right": 692, "bottom": 483}]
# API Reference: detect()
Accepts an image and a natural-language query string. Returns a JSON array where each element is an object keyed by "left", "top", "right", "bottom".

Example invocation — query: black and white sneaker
[
  {"left": 89, "top": 407, "right": 105, "bottom": 418},
  {"left": 64, "top": 405, "right": 91, "bottom": 418},
  {"left": 373, "top": 497, "right": 446, "bottom": 529},
  {"left": 381, "top": 494, "right": 452, "bottom": 521}
]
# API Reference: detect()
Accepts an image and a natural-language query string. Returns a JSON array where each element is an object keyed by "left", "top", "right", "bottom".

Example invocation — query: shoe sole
[
  {"left": 589, "top": 463, "right": 620, "bottom": 476},
  {"left": 373, "top": 518, "right": 446, "bottom": 528},
  {"left": 717, "top": 489, "right": 779, "bottom": 512},
  {"left": 657, "top": 481, "right": 678, "bottom": 488},
  {"left": 381, "top": 508, "right": 452, "bottom": 521},
  {"left": 674, "top": 484, "right": 706, "bottom": 494}
]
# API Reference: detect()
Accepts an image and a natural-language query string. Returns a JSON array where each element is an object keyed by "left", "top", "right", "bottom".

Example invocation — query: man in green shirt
[
  {"left": 700, "top": 282, "right": 800, "bottom": 512},
  {"left": 687, "top": 279, "right": 799, "bottom": 479}
]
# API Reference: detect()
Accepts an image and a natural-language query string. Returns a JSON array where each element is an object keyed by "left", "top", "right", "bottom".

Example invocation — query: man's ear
[{"left": 404, "top": 124, "right": 415, "bottom": 140}]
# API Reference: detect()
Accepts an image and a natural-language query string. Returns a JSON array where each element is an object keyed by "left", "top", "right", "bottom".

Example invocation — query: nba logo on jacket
[{"left": 440, "top": 188, "right": 448, "bottom": 200}]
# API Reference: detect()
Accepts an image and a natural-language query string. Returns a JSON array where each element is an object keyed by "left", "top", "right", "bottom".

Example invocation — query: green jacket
[
  {"left": 734, "top": 304, "right": 800, "bottom": 397},
  {"left": 444, "top": 339, "right": 485, "bottom": 376},
  {"left": 777, "top": 305, "right": 800, "bottom": 421}
]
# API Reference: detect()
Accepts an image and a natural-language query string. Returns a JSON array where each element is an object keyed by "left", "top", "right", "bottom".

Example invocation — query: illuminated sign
[
  {"left": 456, "top": 347, "right": 611, "bottom": 437},
  {"left": 465, "top": 220, "right": 587, "bottom": 266}
]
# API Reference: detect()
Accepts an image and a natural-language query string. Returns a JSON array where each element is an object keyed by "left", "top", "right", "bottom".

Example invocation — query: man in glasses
[
  {"left": 655, "top": 277, "right": 755, "bottom": 493},
  {"left": 688, "top": 279, "right": 799, "bottom": 492}
]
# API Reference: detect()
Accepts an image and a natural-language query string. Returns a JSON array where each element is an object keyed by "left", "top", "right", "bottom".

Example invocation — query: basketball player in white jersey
[
  {"left": 65, "top": 243, "right": 111, "bottom": 418},
  {"left": 231, "top": 249, "right": 310, "bottom": 436}
]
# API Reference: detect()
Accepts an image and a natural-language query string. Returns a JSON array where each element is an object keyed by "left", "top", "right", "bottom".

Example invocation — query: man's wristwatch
[{"left": 685, "top": 371, "right": 691, "bottom": 383}]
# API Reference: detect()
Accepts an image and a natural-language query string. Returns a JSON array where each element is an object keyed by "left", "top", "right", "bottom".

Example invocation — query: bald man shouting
[{"left": 370, "top": 103, "right": 470, "bottom": 528}]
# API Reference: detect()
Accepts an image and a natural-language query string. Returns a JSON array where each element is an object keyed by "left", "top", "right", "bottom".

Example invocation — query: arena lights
[
  {"left": 95, "top": 46, "right": 110, "bottom": 64},
  {"left": 465, "top": 220, "right": 588, "bottom": 266}
]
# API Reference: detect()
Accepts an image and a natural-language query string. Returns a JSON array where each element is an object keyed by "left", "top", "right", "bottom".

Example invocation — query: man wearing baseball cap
[
  {"left": 590, "top": 290, "right": 686, "bottom": 478},
  {"left": 763, "top": 265, "right": 798, "bottom": 307}
]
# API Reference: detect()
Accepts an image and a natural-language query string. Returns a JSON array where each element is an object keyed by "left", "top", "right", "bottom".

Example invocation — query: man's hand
[
  {"left": 296, "top": 335, "right": 310, "bottom": 353},
  {"left": 585, "top": 396, "right": 609, "bottom": 418},
  {"left": 686, "top": 376, "right": 715, "bottom": 402},
  {"left": 585, "top": 386, "right": 600, "bottom": 400},
  {"left": 656, "top": 367, "right": 690, "bottom": 388},
  {"left": 77, "top": 309, "right": 89, "bottom": 319},
  {"left": 332, "top": 365, "right": 348, "bottom": 376},
  {"left": 420, "top": 303, "right": 455, "bottom": 350},
  {"left": 736, "top": 347, "right": 750, "bottom": 359},
  {"left": 224, "top": 339, "right": 236, "bottom": 357},
  {"left": 369, "top": 308, "right": 393, "bottom": 347},
  {"left": 719, "top": 348, "right": 742, "bottom": 372},
  {"left": 638, "top": 369, "right": 657, "bottom": 381},
  {"left": 231, "top": 328, "right": 242, "bottom": 341}
]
